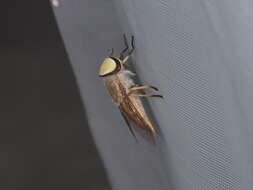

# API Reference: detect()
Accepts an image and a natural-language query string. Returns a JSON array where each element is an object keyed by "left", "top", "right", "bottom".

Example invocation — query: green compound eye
[{"left": 99, "top": 58, "right": 117, "bottom": 76}]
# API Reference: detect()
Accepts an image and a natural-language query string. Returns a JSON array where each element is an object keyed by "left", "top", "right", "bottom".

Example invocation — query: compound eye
[
  {"left": 99, "top": 57, "right": 120, "bottom": 76},
  {"left": 99, "top": 57, "right": 121, "bottom": 77}
]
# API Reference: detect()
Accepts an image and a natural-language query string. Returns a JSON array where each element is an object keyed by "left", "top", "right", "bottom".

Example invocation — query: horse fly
[{"left": 98, "top": 34, "right": 163, "bottom": 143}]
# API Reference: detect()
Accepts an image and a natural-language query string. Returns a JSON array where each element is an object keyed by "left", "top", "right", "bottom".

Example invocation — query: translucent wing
[
  {"left": 119, "top": 108, "right": 137, "bottom": 141},
  {"left": 117, "top": 81, "right": 156, "bottom": 143},
  {"left": 103, "top": 75, "right": 156, "bottom": 143}
]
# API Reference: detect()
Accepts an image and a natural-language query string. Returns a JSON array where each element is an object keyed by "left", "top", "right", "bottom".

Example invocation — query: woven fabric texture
[{"left": 53, "top": 0, "right": 253, "bottom": 189}]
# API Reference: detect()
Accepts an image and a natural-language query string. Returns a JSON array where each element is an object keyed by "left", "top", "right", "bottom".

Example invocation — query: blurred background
[{"left": 1, "top": 1, "right": 110, "bottom": 189}]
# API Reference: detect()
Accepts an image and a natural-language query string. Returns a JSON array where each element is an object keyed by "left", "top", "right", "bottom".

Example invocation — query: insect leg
[
  {"left": 107, "top": 48, "right": 114, "bottom": 57},
  {"left": 120, "top": 34, "right": 129, "bottom": 60},
  {"left": 129, "top": 85, "right": 159, "bottom": 92},
  {"left": 128, "top": 35, "right": 135, "bottom": 55},
  {"left": 128, "top": 93, "right": 163, "bottom": 99},
  {"left": 120, "top": 35, "right": 135, "bottom": 62}
]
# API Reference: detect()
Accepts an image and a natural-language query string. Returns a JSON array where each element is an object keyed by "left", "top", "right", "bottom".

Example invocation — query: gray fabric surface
[{"left": 53, "top": 0, "right": 253, "bottom": 189}]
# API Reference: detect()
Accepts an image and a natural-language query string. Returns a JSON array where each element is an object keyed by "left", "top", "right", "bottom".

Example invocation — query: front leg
[{"left": 120, "top": 35, "right": 135, "bottom": 62}]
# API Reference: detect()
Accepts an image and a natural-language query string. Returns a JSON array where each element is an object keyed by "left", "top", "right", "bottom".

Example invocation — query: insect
[{"left": 98, "top": 34, "right": 163, "bottom": 143}]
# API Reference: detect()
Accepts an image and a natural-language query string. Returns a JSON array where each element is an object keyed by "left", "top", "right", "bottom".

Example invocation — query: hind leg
[
  {"left": 129, "top": 85, "right": 159, "bottom": 92},
  {"left": 128, "top": 93, "right": 163, "bottom": 99}
]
